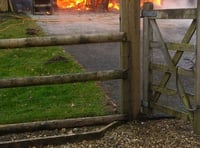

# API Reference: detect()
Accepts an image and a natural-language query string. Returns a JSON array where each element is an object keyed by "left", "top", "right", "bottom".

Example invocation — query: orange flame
[
  {"left": 56, "top": 0, "right": 87, "bottom": 9},
  {"left": 56, "top": 0, "right": 120, "bottom": 10},
  {"left": 56, "top": 0, "right": 162, "bottom": 10},
  {"left": 108, "top": 0, "right": 119, "bottom": 10}
]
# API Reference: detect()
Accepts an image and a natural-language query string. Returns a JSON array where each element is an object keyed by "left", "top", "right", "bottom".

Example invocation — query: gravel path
[
  {"left": 2, "top": 119, "right": 200, "bottom": 147},
  {"left": 44, "top": 119, "right": 200, "bottom": 148}
]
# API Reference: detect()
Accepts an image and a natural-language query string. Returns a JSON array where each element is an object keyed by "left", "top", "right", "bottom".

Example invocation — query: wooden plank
[
  {"left": 151, "top": 84, "right": 194, "bottom": 101},
  {"left": 0, "top": 121, "right": 119, "bottom": 148},
  {"left": 0, "top": 32, "right": 126, "bottom": 49},
  {"left": 150, "top": 41, "right": 195, "bottom": 52},
  {"left": 120, "top": 0, "right": 141, "bottom": 119},
  {"left": 142, "top": 2, "right": 153, "bottom": 112},
  {"left": 151, "top": 84, "right": 177, "bottom": 96},
  {"left": 8, "top": 0, "right": 14, "bottom": 12},
  {"left": 151, "top": 63, "right": 194, "bottom": 77},
  {"left": 0, "top": 70, "right": 126, "bottom": 88},
  {"left": 150, "top": 102, "right": 189, "bottom": 120},
  {"left": 142, "top": 9, "right": 196, "bottom": 19},
  {"left": 120, "top": 0, "right": 130, "bottom": 118},
  {"left": 0, "top": 114, "right": 127, "bottom": 135},
  {"left": 150, "top": 20, "right": 175, "bottom": 69},
  {"left": 194, "top": 0, "right": 200, "bottom": 134}
]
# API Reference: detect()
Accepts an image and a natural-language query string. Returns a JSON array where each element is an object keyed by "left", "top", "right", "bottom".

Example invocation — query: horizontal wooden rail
[
  {"left": 0, "top": 122, "right": 120, "bottom": 148},
  {"left": 151, "top": 63, "right": 194, "bottom": 77},
  {"left": 150, "top": 41, "right": 195, "bottom": 52},
  {"left": 0, "top": 32, "right": 126, "bottom": 49},
  {"left": 0, "top": 114, "right": 127, "bottom": 135},
  {"left": 142, "top": 8, "right": 196, "bottom": 19},
  {"left": 0, "top": 70, "right": 127, "bottom": 88},
  {"left": 150, "top": 102, "right": 189, "bottom": 120},
  {"left": 151, "top": 84, "right": 194, "bottom": 101}
]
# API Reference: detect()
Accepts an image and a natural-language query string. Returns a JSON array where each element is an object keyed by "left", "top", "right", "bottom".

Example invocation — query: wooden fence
[
  {"left": 0, "top": 32, "right": 126, "bottom": 88},
  {"left": 142, "top": 2, "right": 200, "bottom": 133},
  {"left": 0, "top": 0, "right": 141, "bottom": 128},
  {"left": 2, "top": 0, "right": 200, "bottom": 136},
  {"left": 2, "top": 0, "right": 200, "bottom": 144}
]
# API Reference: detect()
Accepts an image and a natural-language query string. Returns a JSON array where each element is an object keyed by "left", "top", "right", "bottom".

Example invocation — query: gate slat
[
  {"left": 142, "top": 9, "right": 196, "bottom": 19},
  {"left": 151, "top": 63, "right": 194, "bottom": 77},
  {"left": 151, "top": 84, "right": 194, "bottom": 101},
  {"left": 152, "top": 20, "right": 196, "bottom": 102},
  {"left": 150, "top": 20, "right": 175, "bottom": 69},
  {"left": 150, "top": 102, "right": 189, "bottom": 120},
  {"left": 150, "top": 41, "right": 195, "bottom": 52},
  {"left": 142, "top": 2, "right": 153, "bottom": 110}
]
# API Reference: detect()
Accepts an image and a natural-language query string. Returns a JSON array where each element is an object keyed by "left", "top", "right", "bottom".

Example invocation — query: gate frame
[
  {"left": 142, "top": 1, "right": 200, "bottom": 134},
  {"left": 194, "top": 0, "right": 200, "bottom": 134}
]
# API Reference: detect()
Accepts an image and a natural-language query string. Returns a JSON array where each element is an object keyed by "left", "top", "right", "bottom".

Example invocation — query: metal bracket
[{"left": 141, "top": 10, "right": 157, "bottom": 17}]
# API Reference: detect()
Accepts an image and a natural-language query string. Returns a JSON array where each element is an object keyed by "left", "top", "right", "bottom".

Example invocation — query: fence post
[
  {"left": 194, "top": 0, "right": 200, "bottom": 134},
  {"left": 142, "top": 2, "right": 153, "bottom": 113},
  {"left": 120, "top": 0, "right": 141, "bottom": 119}
]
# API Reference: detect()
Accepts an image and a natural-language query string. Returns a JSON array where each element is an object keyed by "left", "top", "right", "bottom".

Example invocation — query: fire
[
  {"left": 56, "top": 0, "right": 87, "bottom": 9},
  {"left": 56, "top": 0, "right": 120, "bottom": 10},
  {"left": 56, "top": 0, "right": 162, "bottom": 10},
  {"left": 108, "top": 0, "right": 119, "bottom": 10},
  {"left": 141, "top": 0, "right": 162, "bottom": 7}
]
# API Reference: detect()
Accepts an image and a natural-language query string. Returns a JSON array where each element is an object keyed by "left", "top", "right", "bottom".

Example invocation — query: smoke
[{"left": 161, "top": 0, "right": 197, "bottom": 9}]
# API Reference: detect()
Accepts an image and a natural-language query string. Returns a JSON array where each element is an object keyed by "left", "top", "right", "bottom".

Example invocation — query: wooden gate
[{"left": 142, "top": 2, "right": 197, "bottom": 122}]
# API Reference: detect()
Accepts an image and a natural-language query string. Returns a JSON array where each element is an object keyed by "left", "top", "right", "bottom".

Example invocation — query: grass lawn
[{"left": 0, "top": 14, "right": 108, "bottom": 124}]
